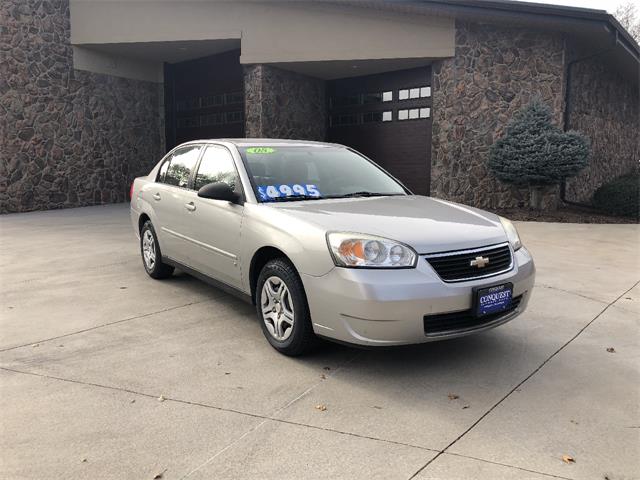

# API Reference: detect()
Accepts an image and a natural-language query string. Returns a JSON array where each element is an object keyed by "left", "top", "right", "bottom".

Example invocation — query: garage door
[
  {"left": 164, "top": 50, "right": 244, "bottom": 150},
  {"left": 328, "top": 67, "right": 432, "bottom": 195}
]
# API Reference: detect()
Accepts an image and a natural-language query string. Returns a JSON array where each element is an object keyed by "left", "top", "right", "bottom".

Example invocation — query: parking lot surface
[{"left": 1, "top": 204, "right": 638, "bottom": 480}]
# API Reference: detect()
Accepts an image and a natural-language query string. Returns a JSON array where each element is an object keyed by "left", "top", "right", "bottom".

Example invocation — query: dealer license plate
[{"left": 475, "top": 283, "right": 513, "bottom": 317}]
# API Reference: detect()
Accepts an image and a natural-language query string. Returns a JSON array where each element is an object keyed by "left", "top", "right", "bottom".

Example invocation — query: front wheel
[
  {"left": 256, "top": 258, "right": 316, "bottom": 356},
  {"left": 140, "top": 221, "right": 174, "bottom": 279}
]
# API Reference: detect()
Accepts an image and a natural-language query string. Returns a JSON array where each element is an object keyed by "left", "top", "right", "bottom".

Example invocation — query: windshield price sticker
[
  {"left": 258, "top": 184, "right": 321, "bottom": 201},
  {"left": 246, "top": 147, "right": 275, "bottom": 154}
]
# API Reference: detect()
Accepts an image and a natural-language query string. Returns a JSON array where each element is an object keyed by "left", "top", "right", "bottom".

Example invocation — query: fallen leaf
[
  {"left": 119, "top": 286, "right": 127, "bottom": 290},
  {"left": 130, "top": 399, "right": 136, "bottom": 404},
  {"left": 562, "top": 455, "right": 575, "bottom": 464},
  {"left": 448, "top": 393, "right": 459, "bottom": 401},
  {"left": 158, "top": 395, "right": 166, "bottom": 402},
  {"left": 152, "top": 469, "right": 167, "bottom": 479},
  {"left": 606, "top": 347, "right": 616, "bottom": 353},
  {"left": 462, "top": 405, "right": 470, "bottom": 409},
  {"left": 315, "top": 404, "right": 327, "bottom": 411},
  {"left": 224, "top": 372, "right": 231, "bottom": 375},
  {"left": 81, "top": 458, "right": 87, "bottom": 463}
]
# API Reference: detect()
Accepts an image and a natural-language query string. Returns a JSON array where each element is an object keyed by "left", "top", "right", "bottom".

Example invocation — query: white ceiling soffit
[
  {"left": 81, "top": 39, "right": 241, "bottom": 64},
  {"left": 269, "top": 58, "right": 436, "bottom": 80}
]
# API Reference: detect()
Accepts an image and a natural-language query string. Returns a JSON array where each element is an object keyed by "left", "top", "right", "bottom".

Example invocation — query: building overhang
[
  {"left": 69, "top": 0, "right": 455, "bottom": 82},
  {"left": 69, "top": 0, "right": 638, "bottom": 87},
  {"left": 336, "top": 0, "right": 638, "bottom": 85}
]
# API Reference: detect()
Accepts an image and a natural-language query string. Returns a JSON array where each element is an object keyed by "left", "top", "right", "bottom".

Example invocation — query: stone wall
[
  {"left": 244, "top": 65, "right": 326, "bottom": 141},
  {"left": 0, "top": 0, "right": 163, "bottom": 214},
  {"left": 565, "top": 57, "right": 639, "bottom": 202},
  {"left": 3, "top": 2, "right": 636, "bottom": 215},
  {"left": 431, "top": 21, "right": 566, "bottom": 209}
]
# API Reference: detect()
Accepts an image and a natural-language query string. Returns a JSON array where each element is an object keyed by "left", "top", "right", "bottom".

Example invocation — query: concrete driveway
[{"left": 1, "top": 204, "right": 638, "bottom": 480}]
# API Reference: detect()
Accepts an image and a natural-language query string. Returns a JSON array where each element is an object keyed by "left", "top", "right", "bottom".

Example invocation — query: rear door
[
  {"left": 179, "top": 145, "right": 244, "bottom": 289},
  {"left": 150, "top": 145, "right": 202, "bottom": 264}
]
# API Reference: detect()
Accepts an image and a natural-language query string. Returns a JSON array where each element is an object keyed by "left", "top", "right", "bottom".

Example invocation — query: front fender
[{"left": 240, "top": 204, "right": 335, "bottom": 291}]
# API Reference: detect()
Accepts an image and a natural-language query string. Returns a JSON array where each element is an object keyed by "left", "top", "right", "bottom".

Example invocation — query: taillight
[{"left": 129, "top": 182, "right": 135, "bottom": 201}]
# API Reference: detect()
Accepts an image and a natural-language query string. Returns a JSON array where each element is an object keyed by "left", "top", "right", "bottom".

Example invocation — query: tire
[
  {"left": 256, "top": 258, "right": 316, "bottom": 356},
  {"left": 140, "top": 220, "right": 174, "bottom": 279}
]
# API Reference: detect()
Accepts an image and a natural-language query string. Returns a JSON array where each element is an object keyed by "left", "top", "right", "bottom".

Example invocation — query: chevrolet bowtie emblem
[{"left": 470, "top": 256, "right": 490, "bottom": 268}]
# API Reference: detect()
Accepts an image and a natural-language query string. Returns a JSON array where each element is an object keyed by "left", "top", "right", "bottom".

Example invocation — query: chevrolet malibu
[{"left": 130, "top": 139, "right": 535, "bottom": 355}]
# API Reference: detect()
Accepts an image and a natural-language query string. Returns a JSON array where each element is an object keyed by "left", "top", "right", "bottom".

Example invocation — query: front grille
[
  {"left": 425, "top": 243, "right": 513, "bottom": 282},
  {"left": 424, "top": 295, "right": 523, "bottom": 336}
]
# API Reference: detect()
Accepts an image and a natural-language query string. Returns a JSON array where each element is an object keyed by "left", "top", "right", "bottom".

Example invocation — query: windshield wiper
[
  {"left": 264, "top": 192, "right": 405, "bottom": 202},
  {"left": 265, "top": 195, "right": 324, "bottom": 203},
  {"left": 328, "top": 191, "right": 404, "bottom": 198}
]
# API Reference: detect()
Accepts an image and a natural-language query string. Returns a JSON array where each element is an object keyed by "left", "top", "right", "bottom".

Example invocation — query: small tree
[{"left": 488, "top": 100, "right": 590, "bottom": 209}]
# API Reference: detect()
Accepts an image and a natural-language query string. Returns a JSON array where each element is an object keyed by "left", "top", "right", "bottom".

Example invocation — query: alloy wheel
[
  {"left": 142, "top": 229, "right": 156, "bottom": 270},
  {"left": 260, "top": 276, "right": 295, "bottom": 341}
]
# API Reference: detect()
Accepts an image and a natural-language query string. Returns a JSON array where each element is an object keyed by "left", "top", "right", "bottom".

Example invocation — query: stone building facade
[
  {"left": 565, "top": 56, "right": 640, "bottom": 202},
  {"left": 1, "top": 0, "right": 163, "bottom": 213},
  {"left": 430, "top": 21, "right": 567, "bottom": 209},
  {"left": 1, "top": 0, "right": 638, "bottom": 214},
  {"left": 244, "top": 65, "right": 326, "bottom": 141}
]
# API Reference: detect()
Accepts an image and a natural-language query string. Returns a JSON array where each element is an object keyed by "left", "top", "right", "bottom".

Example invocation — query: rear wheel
[
  {"left": 140, "top": 221, "right": 174, "bottom": 279},
  {"left": 256, "top": 258, "right": 316, "bottom": 356}
]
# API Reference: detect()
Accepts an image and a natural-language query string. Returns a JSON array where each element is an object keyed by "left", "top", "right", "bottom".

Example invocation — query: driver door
[{"left": 180, "top": 145, "right": 244, "bottom": 289}]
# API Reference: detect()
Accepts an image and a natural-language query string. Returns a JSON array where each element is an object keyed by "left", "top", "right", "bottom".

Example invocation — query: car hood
[{"left": 270, "top": 195, "right": 508, "bottom": 254}]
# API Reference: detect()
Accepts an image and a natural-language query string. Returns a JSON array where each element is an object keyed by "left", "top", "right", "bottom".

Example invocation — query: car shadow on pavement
[
  {"left": 320, "top": 331, "right": 517, "bottom": 365},
  {"left": 163, "top": 272, "right": 528, "bottom": 396}
]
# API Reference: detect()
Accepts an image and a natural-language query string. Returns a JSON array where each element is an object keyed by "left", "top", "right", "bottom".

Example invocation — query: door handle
[
  {"left": 152, "top": 193, "right": 161, "bottom": 201},
  {"left": 185, "top": 202, "right": 196, "bottom": 212}
]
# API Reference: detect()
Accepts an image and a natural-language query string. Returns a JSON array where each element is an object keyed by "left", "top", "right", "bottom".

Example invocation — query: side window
[
  {"left": 163, "top": 146, "right": 201, "bottom": 188},
  {"left": 157, "top": 158, "right": 171, "bottom": 183},
  {"left": 194, "top": 146, "right": 240, "bottom": 192}
]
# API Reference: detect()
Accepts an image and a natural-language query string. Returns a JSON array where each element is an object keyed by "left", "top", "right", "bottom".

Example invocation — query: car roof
[{"left": 180, "top": 138, "right": 341, "bottom": 148}]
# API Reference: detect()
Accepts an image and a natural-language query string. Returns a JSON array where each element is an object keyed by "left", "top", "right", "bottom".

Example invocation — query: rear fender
[{"left": 130, "top": 177, "right": 161, "bottom": 241}]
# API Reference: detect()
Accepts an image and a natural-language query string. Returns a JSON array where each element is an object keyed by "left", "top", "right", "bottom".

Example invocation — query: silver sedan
[{"left": 130, "top": 139, "right": 535, "bottom": 355}]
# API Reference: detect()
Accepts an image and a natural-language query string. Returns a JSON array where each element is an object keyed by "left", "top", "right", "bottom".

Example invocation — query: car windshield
[{"left": 238, "top": 146, "right": 408, "bottom": 202}]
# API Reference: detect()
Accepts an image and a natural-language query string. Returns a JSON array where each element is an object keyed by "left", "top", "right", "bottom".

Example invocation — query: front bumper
[{"left": 301, "top": 246, "right": 535, "bottom": 346}]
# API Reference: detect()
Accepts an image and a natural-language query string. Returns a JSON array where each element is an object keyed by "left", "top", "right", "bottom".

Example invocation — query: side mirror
[{"left": 197, "top": 182, "right": 240, "bottom": 203}]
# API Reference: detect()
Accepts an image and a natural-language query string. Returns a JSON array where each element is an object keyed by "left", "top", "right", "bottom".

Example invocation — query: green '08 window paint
[{"left": 246, "top": 147, "right": 275, "bottom": 154}]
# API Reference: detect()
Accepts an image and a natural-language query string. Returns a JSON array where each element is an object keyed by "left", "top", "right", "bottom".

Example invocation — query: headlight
[
  {"left": 327, "top": 232, "right": 417, "bottom": 268},
  {"left": 499, "top": 217, "right": 522, "bottom": 251}
]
